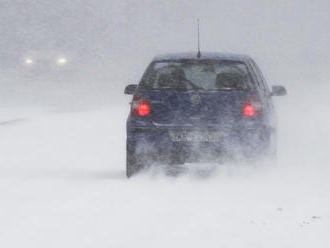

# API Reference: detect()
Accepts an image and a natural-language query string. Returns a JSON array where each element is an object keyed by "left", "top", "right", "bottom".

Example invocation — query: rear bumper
[{"left": 127, "top": 124, "right": 273, "bottom": 156}]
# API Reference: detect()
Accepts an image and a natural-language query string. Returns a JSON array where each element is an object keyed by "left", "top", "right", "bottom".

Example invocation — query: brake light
[
  {"left": 137, "top": 102, "right": 150, "bottom": 116},
  {"left": 243, "top": 104, "right": 255, "bottom": 117},
  {"left": 131, "top": 95, "right": 151, "bottom": 116}
]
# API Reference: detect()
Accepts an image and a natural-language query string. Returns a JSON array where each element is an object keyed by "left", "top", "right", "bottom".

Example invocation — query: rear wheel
[
  {"left": 241, "top": 129, "right": 277, "bottom": 162},
  {"left": 265, "top": 130, "right": 277, "bottom": 163},
  {"left": 126, "top": 150, "right": 145, "bottom": 178}
]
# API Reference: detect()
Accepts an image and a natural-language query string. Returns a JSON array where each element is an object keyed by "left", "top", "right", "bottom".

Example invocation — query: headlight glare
[
  {"left": 57, "top": 57, "right": 67, "bottom": 65},
  {"left": 25, "top": 58, "right": 33, "bottom": 65}
]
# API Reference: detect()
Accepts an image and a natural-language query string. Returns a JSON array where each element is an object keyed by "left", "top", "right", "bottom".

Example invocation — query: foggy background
[
  {"left": 1, "top": 0, "right": 330, "bottom": 104},
  {"left": 0, "top": 0, "right": 330, "bottom": 247}
]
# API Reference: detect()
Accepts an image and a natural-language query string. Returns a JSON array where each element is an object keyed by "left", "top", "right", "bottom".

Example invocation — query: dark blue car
[{"left": 124, "top": 52, "right": 286, "bottom": 177}]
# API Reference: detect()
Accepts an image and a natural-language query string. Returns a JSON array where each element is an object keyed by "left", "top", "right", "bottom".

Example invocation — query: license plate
[{"left": 169, "top": 130, "right": 221, "bottom": 142}]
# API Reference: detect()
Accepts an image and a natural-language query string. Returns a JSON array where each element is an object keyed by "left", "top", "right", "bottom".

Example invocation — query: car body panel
[{"left": 126, "top": 52, "right": 280, "bottom": 167}]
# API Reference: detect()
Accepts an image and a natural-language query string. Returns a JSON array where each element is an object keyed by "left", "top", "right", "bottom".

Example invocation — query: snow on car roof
[{"left": 153, "top": 52, "right": 251, "bottom": 62}]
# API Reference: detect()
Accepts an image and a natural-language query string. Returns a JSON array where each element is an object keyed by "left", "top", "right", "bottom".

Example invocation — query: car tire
[
  {"left": 126, "top": 150, "right": 144, "bottom": 178},
  {"left": 255, "top": 129, "right": 277, "bottom": 164},
  {"left": 240, "top": 128, "right": 276, "bottom": 162},
  {"left": 266, "top": 130, "right": 278, "bottom": 163}
]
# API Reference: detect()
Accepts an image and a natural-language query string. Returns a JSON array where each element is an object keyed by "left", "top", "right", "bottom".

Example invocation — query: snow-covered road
[{"left": 0, "top": 92, "right": 329, "bottom": 247}]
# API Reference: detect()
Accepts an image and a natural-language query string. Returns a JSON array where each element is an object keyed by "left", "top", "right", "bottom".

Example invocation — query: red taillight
[
  {"left": 137, "top": 102, "right": 150, "bottom": 116},
  {"left": 243, "top": 104, "right": 255, "bottom": 117},
  {"left": 131, "top": 95, "right": 151, "bottom": 116}
]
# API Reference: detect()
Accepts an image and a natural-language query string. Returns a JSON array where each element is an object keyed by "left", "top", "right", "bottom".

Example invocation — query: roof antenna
[{"left": 197, "top": 19, "right": 201, "bottom": 58}]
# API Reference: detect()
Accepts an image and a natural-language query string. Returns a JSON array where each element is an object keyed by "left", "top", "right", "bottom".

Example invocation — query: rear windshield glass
[{"left": 139, "top": 60, "right": 254, "bottom": 91}]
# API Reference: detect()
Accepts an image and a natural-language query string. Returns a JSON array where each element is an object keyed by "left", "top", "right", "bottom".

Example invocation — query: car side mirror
[
  {"left": 271, "top": 85, "right": 287, "bottom": 96},
  {"left": 124, "top": 84, "right": 138, "bottom": 95}
]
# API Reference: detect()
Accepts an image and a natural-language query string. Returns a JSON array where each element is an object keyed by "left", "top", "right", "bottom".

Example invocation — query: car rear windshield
[{"left": 139, "top": 60, "right": 254, "bottom": 91}]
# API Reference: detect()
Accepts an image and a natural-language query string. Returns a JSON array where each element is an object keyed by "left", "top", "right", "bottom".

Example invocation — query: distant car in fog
[
  {"left": 0, "top": 49, "right": 78, "bottom": 81},
  {"left": 124, "top": 52, "right": 287, "bottom": 177},
  {"left": 20, "top": 49, "right": 75, "bottom": 79}
]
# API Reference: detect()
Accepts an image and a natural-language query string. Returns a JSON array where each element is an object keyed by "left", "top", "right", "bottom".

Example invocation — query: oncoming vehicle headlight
[
  {"left": 57, "top": 57, "right": 67, "bottom": 65},
  {"left": 25, "top": 58, "right": 34, "bottom": 65}
]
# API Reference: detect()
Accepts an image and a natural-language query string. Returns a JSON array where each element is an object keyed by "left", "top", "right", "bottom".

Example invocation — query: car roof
[{"left": 153, "top": 52, "right": 251, "bottom": 62}]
